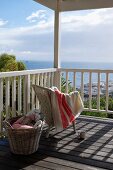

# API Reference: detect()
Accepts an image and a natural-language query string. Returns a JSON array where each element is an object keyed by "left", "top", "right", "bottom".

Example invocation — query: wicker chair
[{"left": 32, "top": 85, "right": 76, "bottom": 137}]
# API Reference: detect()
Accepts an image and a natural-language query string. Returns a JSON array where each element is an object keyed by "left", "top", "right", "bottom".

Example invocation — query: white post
[
  {"left": 54, "top": 0, "right": 61, "bottom": 89},
  {"left": 54, "top": 4, "right": 61, "bottom": 68}
]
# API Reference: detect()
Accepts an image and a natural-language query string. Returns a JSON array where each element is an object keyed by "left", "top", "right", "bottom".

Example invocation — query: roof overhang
[{"left": 34, "top": 0, "right": 113, "bottom": 12}]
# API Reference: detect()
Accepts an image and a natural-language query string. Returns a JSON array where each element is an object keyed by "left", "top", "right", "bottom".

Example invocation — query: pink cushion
[{"left": 12, "top": 123, "right": 33, "bottom": 129}]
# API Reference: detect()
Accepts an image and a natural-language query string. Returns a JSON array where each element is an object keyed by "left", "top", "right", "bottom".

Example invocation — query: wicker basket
[{"left": 3, "top": 116, "right": 43, "bottom": 155}]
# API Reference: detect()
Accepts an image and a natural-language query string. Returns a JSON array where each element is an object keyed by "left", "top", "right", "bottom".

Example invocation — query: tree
[
  {"left": 0, "top": 53, "right": 26, "bottom": 72},
  {"left": 17, "top": 61, "right": 26, "bottom": 71}
]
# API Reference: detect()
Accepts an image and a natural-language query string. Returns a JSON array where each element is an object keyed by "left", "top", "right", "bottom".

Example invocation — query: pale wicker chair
[{"left": 32, "top": 85, "right": 76, "bottom": 137}]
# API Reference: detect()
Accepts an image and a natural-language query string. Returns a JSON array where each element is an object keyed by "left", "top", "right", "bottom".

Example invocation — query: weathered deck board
[{"left": 0, "top": 116, "right": 113, "bottom": 169}]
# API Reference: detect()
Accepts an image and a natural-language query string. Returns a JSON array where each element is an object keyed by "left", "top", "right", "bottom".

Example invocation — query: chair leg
[
  {"left": 72, "top": 121, "right": 76, "bottom": 133},
  {"left": 46, "top": 127, "right": 50, "bottom": 138}
]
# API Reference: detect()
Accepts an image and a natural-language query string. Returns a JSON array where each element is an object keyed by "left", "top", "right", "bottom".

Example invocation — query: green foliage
[
  {"left": 0, "top": 53, "right": 26, "bottom": 72},
  {"left": 61, "top": 74, "right": 73, "bottom": 93},
  {"left": 17, "top": 61, "right": 26, "bottom": 71},
  {"left": 82, "top": 111, "right": 108, "bottom": 118}
]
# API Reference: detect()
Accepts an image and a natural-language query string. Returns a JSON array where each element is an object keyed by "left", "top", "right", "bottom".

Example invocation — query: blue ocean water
[
  {"left": 23, "top": 60, "right": 113, "bottom": 70},
  {"left": 23, "top": 60, "right": 113, "bottom": 87}
]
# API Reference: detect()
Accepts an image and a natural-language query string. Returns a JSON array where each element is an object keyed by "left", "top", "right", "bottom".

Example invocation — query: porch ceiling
[{"left": 34, "top": 0, "right": 113, "bottom": 11}]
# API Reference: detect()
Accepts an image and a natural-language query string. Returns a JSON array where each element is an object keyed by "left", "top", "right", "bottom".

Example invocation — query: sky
[{"left": 0, "top": 0, "right": 113, "bottom": 62}]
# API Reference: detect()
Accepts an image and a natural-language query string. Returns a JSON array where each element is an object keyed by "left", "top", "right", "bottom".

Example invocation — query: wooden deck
[{"left": 1, "top": 116, "right": 113, "bottom": 170}]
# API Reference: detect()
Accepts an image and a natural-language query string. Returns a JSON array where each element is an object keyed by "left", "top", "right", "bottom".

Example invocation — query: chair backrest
[{"left": 32, "top": 85, "right": 53, "bottom": 127}]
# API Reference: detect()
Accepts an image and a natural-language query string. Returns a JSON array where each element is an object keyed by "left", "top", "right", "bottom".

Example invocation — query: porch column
[
  {"left": 54, "top": 0, "right": 61, "bottom": 68},
  {"left": 54, "top": 0, "right": 61, "bottom": 90}
]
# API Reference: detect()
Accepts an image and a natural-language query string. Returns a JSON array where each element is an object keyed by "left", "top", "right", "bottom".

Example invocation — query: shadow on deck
[{"left": 0, "top": 116, "right": 113, "bottom": 170}]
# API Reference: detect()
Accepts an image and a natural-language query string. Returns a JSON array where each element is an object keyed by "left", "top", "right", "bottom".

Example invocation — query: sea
[
  {"left": 23, "top": 61, "right": 113, "bottom": 70},
  {"left": 23, "top": 61, "right": 113, "bottom": 87}
]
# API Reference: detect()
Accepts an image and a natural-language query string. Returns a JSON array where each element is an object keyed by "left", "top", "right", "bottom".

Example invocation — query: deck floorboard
[{"left": 0, "top": 116, "right": 113, "bottom": 169}]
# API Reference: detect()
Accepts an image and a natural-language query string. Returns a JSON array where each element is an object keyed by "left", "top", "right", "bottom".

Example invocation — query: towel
[{"left": 50, "top": 87, "right": 84, "bottom": 132}]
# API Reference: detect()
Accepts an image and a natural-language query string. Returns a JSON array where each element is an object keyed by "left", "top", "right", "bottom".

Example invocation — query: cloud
[
  {"left": 0, "top": 19, "right": 8, "bottom": 27},
  {"left": 0, "top": 8, "right": 113, "bottom": 62},
  {"left": 61, "top": 8, "right": 113, "bottom": 31},
  {"left": 26, "top": 10, "right": 47, "bottom": 23}
]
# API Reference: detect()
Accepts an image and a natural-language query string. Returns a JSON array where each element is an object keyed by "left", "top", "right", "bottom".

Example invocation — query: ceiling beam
[
  {"left": 34, "top": 0, "right": 57, "bottom": 10},
  {"left": 61, "top": 0, "right": 113, "bottom": 12},
  {"left": 34, "top": 0, "right": 113, "bottom": 11}
]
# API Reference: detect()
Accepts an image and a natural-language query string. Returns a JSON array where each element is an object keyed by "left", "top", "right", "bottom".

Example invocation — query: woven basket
[{"left": 3, "top": 116, "right": 43, "bottom": 155}]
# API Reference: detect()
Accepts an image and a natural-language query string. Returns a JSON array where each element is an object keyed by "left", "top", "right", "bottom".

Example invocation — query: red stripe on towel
[
  {"left": 62, "top": 94, "right": 75, "bottom": 123},
  {"left": 55, "top": 90, "right": 69, "bottom": 128}
]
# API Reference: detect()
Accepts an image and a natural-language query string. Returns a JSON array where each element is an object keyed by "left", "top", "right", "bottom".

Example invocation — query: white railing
[
  {"left": 1, "top": 67, "right": 113, "bottom": 134},
  {"left": 0, "top": 68, "right": 57, "bottom": 133},
  {"left": 60, "top": 68, "right": 113, "bottom": 114}
]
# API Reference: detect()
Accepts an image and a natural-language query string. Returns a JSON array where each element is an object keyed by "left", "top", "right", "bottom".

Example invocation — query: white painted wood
[
  {"left": 36, "top": 74, "right": 39, "bottom": 86},
  {"left": 81, "top": 72, "right": 84, "bottom": 102},
  {"left": 106, "top": 73, "right": 109, "bottom": 112},
  {"left": 48, "top": 72, "right": 51, "bottom": 87},
  {"left": 53, "top": 71, "right": 61, "bottom": 90},
  {"left": 1, "top": 67, "right": 113, "bottom": 122},
  {"left": 89, "top": 72, "right": 92, "bottom": 110},
  {"left": 0, "top": 68, "right": 57, "bottom": 78},
  {"left": 51, "top": 72, "right": 54, "bottom": 87},
  {"left": 0, "top": 78, "right": 3, "bottom": 133},
  {"left": 97, "top": 73, "right": 100, "bottom": 111},
  {"left": 40, "top": 73, "right": 44, "bottom": 86},
  {"left": 36, "top": 74, "right": 39, "bottom": 109},
  {"left": 31, "top": 75, "right": 36, "bottom": 110},
  {"left": 57, "top": 71, "right": 61, "bottom": 91},
  {"left": 54, "top": 3, "right": 61, "bottom": 68},
  {"left": 65, "top": 71, "right": 68, "bottom": 93},
  {"left": 12, "top": 77, "right": 16, "bottom": 116},
  {"left": 18, "top": 76, "right": 22, "bottom": 114},
  {"left": 46, "top": 73, "right": 50, "bottom": 87},
  {"left": 5, "top": 77, "right": 10, "bottom": 118},
  {"left": 23, "top": 75, "right": 30, "bottom": 114},
  {"left": 60, "top": 68, "right": 113, "bottom": 114},
  {"left": 35, "top": 0, "right": 113, "bottom": 11},
  {"left": 61, "top": 68, "right": 113, "bottom": 73},
  {"left": 43, "top": 73, "right": 47, "bottom": 87},
  {"left": 73, "top": 72, "right": 76, "bottom": 91}
]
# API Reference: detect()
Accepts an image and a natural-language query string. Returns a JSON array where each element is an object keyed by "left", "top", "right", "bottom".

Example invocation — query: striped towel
[{"left": 50, "top": 87, "right": 84, "bottom": 132}]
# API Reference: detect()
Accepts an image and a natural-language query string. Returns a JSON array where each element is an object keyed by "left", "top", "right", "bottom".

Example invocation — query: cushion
[{"left": 12, "top": 123, "right": 33, "bottom": 129}]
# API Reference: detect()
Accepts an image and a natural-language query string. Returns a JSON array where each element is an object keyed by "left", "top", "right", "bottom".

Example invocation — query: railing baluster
[
  {"left": 18, "top": 76, "right": 22, "bottom": 114},
  {"left": 51, "top": 72, "right": 54, "bottom": 87},
  {"left": 43, "top": 73, "right": 47, "bottom": 87},
  {"left": 31, "top": 75, "right": 35, "bottom": 110},
  {"left": 0, "top": 78, "right": 3, "bottom": 133},
  {"left": 81, "top": 72, "right": 84, "bottom": 102},
  {"left": 23, "top": 75, "right": 30, "bottom": 114},
  {"left": 48, "top": 72, "right": 51, "bottom": 87},
  {"left": 40, "top": 73, "right": 43, "bottom": 86},
  {"left": 106, "top": 73, "right": 109, "bottom": 112},
  {"left": 73, "top": 72, "right": 76, "bottom": 91},
  {"left": 5, "top": 77, "right": 10, "bottom": 118},
  {"left": 36, "top": 74, "right": 39, "bottom": 109},
  {"left": 66, "top": 71, "right": 68, "bottom": 93},
  {"left": 97, "top": 72, "right": 100, "bottom": 111},
  {"left": 58, "top": 71, "right": 61, "bottom": 91},
  {"left": 12, "top": 77, "right": 16, "bottom": 116},
  {"left": 36, "top": 74, "right": 39, "bottom": 86},
  {"left": 46, "top": 73, "right": 50, "bottom": 88},
  {"left": 89, "top": 72, "right": 92, "bottom": 110}
]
